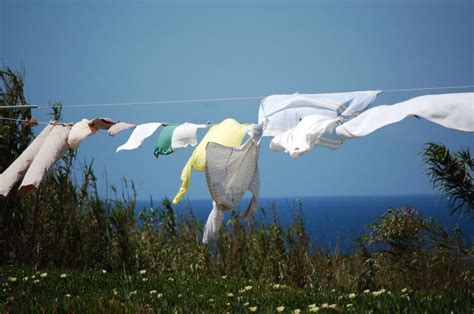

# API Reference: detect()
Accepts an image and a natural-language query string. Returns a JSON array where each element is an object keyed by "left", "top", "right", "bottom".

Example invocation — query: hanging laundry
[
  {"left": 270, "top": 114, "right": 341, "bottom": 157},
  {"left": 258, "top": 91, "right": 381, "bottom": 137},
  {"left": 269, "top": 92, "right": 474, "bottom": 157},
  {"left": 172, "top": 118, "right": 250, "bottom": 205},
  {"left": 88, "top": 117, "right": 116, "bottom": 130},
  {"left": 203, "top": 138, "right": 260, "bottom": 243},
  {"left": 116, "top": 122, "right": 164, "bottom": 152},
  {"left": 68, "top": 119, "right": 98, "bottom": 148},
  {"left": 0, "top": 123, "right": 55, "bottom": 197},
  {"left": 154, "top": 122, "right": 208, "bottom": 158},
  {"left": 154, "top": 124, "right": 178, "bottom": 157},
  {"left": 68, "top": 117, "right": 117, "bottom": 148},
  {"left": 336, "top": 93, "right": 474, "bottom": 138},
  {"left": 202, "top": 201, "right": 224, "bottom": 244},
  {"left": 108, "top": 122, "right": 137, "bottom": 136},
  {"left": 18, "top": 124, "right": 72, "bottom": 196}
]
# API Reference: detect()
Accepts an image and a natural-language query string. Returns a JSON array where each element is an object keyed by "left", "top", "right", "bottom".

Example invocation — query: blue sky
[{"left": 1, "top": 0, "right": 473, "bottom": 200}]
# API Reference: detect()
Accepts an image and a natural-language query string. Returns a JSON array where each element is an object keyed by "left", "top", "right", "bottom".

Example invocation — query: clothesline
[
  {"left": 1, "top": 84, "right": 472, "bottom": 110},
  {"left": 0, "top": 116, "right": 51, "bottom": 125},
  {"left": 1, "top": 90, "right": 473, "bottom": 244}
]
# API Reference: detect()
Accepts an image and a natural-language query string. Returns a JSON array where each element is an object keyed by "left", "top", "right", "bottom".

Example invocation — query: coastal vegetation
[{"left": 0, "top": 67, "right": 472, "bottom": 312}]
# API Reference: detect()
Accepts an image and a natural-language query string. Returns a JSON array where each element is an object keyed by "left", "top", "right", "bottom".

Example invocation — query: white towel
[
  {"left": 116, "top": 122, "right": 163, "bottom": 152},
  {"left": 336, "top": 93, "right": 474, "bottom": 138}
]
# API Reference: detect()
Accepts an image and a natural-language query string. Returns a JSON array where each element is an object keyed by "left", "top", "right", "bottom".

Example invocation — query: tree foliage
[{"left": 423, "top": 142, "right": 473, "bottom": 215}]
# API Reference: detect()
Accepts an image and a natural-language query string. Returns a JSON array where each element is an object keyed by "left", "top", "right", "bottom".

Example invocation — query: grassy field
[{"left": 0, "top": 267, "right": 471, "bottom": 313}]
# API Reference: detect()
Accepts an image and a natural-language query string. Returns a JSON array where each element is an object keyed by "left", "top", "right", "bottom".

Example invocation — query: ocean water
[{"left": 136, "top": 194, "right": 473, "bottom": 252}]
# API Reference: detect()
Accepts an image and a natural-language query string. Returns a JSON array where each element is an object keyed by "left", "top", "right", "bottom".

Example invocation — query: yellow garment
[{"left": 172, "top": 118, "right": 249, "bottom": 205}]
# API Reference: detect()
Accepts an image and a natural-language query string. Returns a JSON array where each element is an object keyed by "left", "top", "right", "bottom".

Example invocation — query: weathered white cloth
[
  {"left": 336, "top": 93, "right": 474, "bottom": 138},
  {"left": 108, "top": 122, "right": 137, "bottom": 136},
  {"left": 68, "top": 119, "right": 98, "bottom": 148},
  {"left": 203, "top": 139, "right": 260, "bottom": 243},
  {"left": 116, "top": 122, "right": 164, "bottom": 152},
  {"left": 259, "top": 91, "right": 381, "bottom": 137},
  {"left": 270, "top": 115, "right": 340, "bottom": 158},
  {"left": 0, "top": 123, "right": 55, "bottom": 197},
  {"left": 18, "top": 124, "right": 71, "bottom": 196},
  {"left": 202, "top": 200, "right": 225, "bottom": 244},
  {"left": 68, "top": 117, "right": 117, "bottom": 148},
  {"left": 171, "top": 122, "right": 208, "bottom": 150}
]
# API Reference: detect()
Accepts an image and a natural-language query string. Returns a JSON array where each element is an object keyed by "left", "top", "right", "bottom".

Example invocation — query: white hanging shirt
[
  {"left": 116, "top": 122, "right": 164, "bottom": 152},
  {"left": 336, "top": 93, "right": 474, "bottom": 138}
]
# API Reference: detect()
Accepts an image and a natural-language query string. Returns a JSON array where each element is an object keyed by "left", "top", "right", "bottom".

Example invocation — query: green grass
[{"left": 0, "top": 267, "right": 471, "bottom": 313}]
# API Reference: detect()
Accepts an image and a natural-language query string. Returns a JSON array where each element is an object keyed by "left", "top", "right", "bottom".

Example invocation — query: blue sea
[{"left": 136, "top": 195, "right": 473, "bottom": 252}]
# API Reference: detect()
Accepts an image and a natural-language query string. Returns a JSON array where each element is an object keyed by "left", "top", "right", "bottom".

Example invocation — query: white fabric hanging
[
  {"left": 336, "top": 93, "right": 474, "bottom": 138},
  {"left": 0, "top": 123, "right": 55, "bottom": 197},
  {"left": 171, "top": 122, "right": 208, "bottom": 151},
  {"left": 202, "top": 200, "right": 225, "bottom": 244},
  {"left": 108, "top": 122, "right": 137, "bottom": 136},
  {"left": 259, "top": 91, "right": 381, "bottom": 137},
  {"left": 19, "top": 124, "right": 72, "bottom": 196},
  {"left": 68, "top": 119, "right": 98, "bottom": 148},
  {"left": 116, "top": 122, "right": 164, "bottom": 152},
  {"left": 270, "top": 115, "right": 340, "bottom": 158}
]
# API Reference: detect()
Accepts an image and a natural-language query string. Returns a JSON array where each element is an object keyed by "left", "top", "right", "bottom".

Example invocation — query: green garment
[{"left": 154, "top": 124, "right": 178, "bottom": 158}]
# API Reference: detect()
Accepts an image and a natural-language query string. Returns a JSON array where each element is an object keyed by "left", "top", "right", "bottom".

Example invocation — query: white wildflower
[
  {"left": 40, "top": 273, "right": 47, "bottom": 278},
  {"left": 329, "top": 304, "right": 337, "bottom": 309},
  {"left": 349, "top": 292, "right": 356, "bottom": 299},
  {"left": 277, "top": 306, "right": 285, "bottom": 312},
  {"left": 139, "top": 270, "right": 147, "bottom": 275},
  {"left": 150, "top": 290, "right": 157, "bottom": 294},
  {"left": 60, "top": 274, "right": 67, "bottom": 279},
  {"left": 7, "top": 277, "right": 17, "bottom": 282},
  {"left": 249, "top": 306, "right": 257, "bottom": 312}
]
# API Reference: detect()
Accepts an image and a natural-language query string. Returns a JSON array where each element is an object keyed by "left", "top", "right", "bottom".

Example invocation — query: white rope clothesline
[{"left": 1, "top": 84, "right": 470, "bottom": 110}]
